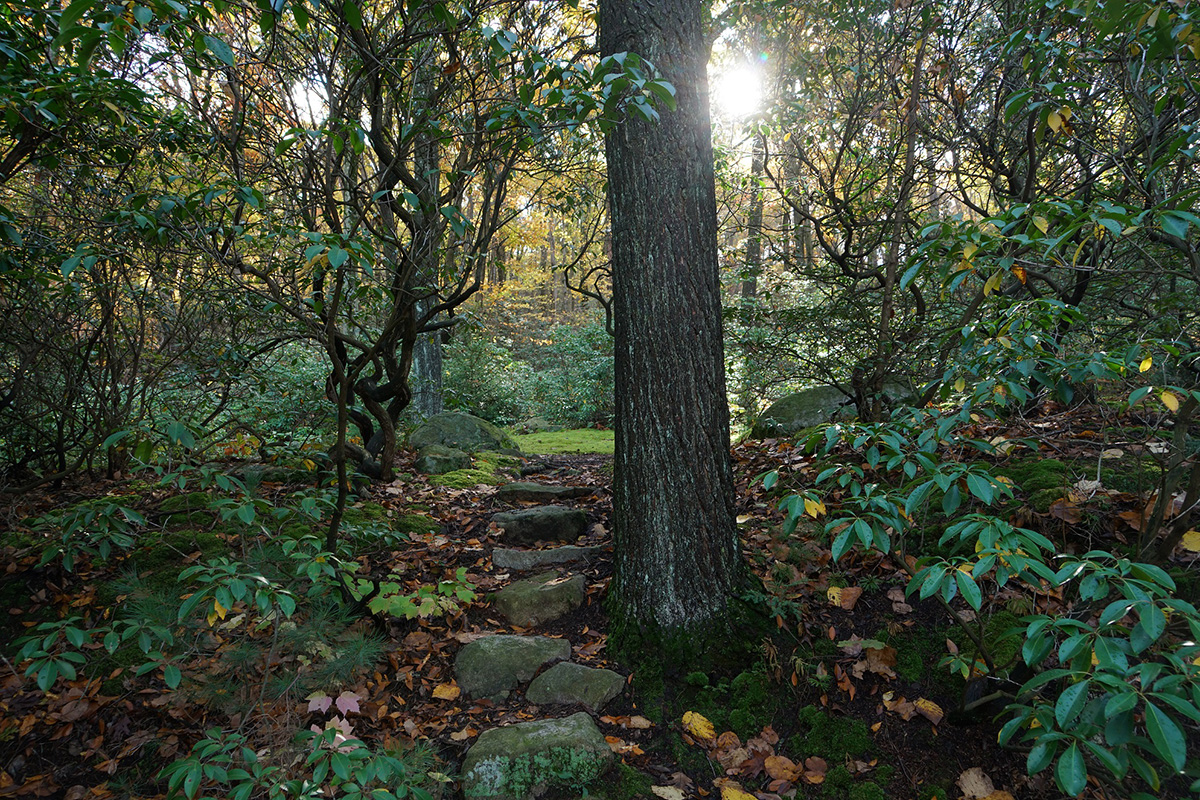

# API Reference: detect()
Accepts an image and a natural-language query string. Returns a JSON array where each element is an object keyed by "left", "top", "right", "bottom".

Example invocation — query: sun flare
[{"left": 711, "top": 64, "right": 764, "bottom": 119}]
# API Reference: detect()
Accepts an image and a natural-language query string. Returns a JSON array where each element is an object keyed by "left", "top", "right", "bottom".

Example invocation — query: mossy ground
[
  {"left": 429, "top": 450, "right": 521, "bottom": 488},
  {"left": 511, "top": 428, "right": 615, "bottom": 455}
]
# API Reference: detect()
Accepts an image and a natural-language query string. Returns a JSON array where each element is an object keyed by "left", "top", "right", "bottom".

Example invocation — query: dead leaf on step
[{"left": 956, "top": 767, "right": 995, "bottom": 799}]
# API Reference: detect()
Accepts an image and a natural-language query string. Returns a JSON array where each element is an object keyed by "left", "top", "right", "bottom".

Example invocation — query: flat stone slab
[
  {"left": 492, "top": 545, "right": 606, "bottom": 572},
  {"left": 495, "top": 482, "right": 595, "bottom": 503},
  {"left": 493, "top": 572, "right": 586, "bottom": 627},
  {"left": 454, "top": 635, "right": 571, "bottom": 701},
  {"left": 492, "top": 505, "right": 587, "bottom": 545},
  {"left": 461, "top": 712, "right": 614, "bottom": 800},
  {"left": 525, "top": 662, "right": 625, "bottom": 712}
]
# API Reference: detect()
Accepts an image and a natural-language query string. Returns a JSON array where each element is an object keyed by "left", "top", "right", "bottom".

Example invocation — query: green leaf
[
  {"left": 1056, "top": 742, "right": 1087, "bottom": 796},
  {"left": 164, "top": 663, "right": 182, "bottom": 688},
  {"left": 342, "top": 0, "right": 363, "bottom": 28},
  {"left": 955, "top": 570, "right": 982, "bottom": 611},
  {"left": 1055, "top": 679, "right": 1090, "bottom": 727},
  {"left": 1144, "top": 701, "right": 1186, "bottom": 771},
  {"left": 203, "top": 35, "right": 234, "bottom": 67}
]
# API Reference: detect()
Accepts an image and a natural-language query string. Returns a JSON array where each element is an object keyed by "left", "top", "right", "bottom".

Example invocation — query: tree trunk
[{"left": 599, "top": 0, "right": 742, "bottom": 657}]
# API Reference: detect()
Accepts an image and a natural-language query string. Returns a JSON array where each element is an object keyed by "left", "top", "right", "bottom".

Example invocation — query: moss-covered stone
[
  {"left": 395, "top": 514, "right": 439, "bottom": 535},
  {"left": 1030, "top": 487, "right": 1067, "bottom": 513},
  {"left": 459, "top": 713, "right": 613, "bottom": 800},
  {"left": 409, "top": 412, "right": 521, "bottom": 455},
  {"left": 158, "top": 492, "right": 213, "bottom": 514},
  {"left": 430, "top": 468, "right": 508, "bottom": 489}
]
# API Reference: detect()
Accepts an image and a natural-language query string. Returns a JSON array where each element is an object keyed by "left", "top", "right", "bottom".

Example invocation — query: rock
[
  {"left": 413, "top": 444, "right": 470, "bottom": 475},
  {"left": 408, "top": 412, "right": 521, "bottom": 455},
  {"left": 525, "top": 662, "right": 625, "bottom": 711},
  {"left": 492, "top": 545, "right": 606, "bottom": 571},
  {"left": 750, "top": 386, "right": 852, "bottom": 439},
  {"left": 454, "top": 635, "right": 571, "bottom": 701},
  {"left": 495, "top": 482, "right": 595, "bottom": 503},
  {"left": 492, "top": 505, "right": 587, "bottom": 544},
  {"left": 460, "top": 712, "right": 614, "bottom": 800},
  {"left": 493, "top": 572, "right": 586, "bottom": 627}
]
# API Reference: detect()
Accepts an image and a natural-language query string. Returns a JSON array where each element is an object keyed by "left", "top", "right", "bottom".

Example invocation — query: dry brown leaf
[
  {"left": 449, "top": 728, "right": 476, "bottom": 742},
  {"left": 883, "top": 692, "right": 917, "bottom": 720},
  {"left": 627, "top": 715, "right": 653, "bottom": 729},
  {"left": 827, "top": 585, "right": 863, "bottom": 610},
  {"left": 431, "top": 683, "right": 460, "bottom": 701},
  {"left": 717, "top": 746, "right": 750, "bottom": 772},
  {"left": 956, "top": 767, "right": 995, "bottom": 799},
  {"left": 764, "top": 755, "right": 801, "bottom": 782},
  {"left": 715, "top": 731, "right": 742, "bottom": 750},
  {"left": 980, "top": 792, "right": 1015, "bottom": 800}
]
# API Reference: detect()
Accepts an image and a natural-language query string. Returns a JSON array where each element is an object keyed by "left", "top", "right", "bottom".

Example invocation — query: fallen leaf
[
  {"left": 335, "top": 691, "right": 361, "bottom": 716},
  {"left": 627, "top": 715, "right": 653, "bottom": 729},
  {"left": 1181, "top": 531, "right": 1200, "bottom": 552},
  {"left": 802, "top": 756, "right": 828, "bottom": 784},
  {"left": 827, "top": 585, "right": 862, "bottom": 610},
  {"left": 915, "top": 697, "right": 944, "bottom": 725},
  {"left": 652, "top": 788, "right": 685, "bottom": 800},
  {"left": 683, "top": 711, "right": 715, "bottom": 741},
  {"left": 883, "top": 692, "right": 917, "bottom": 720},
  {"left": 307, "top": 691, "right": 332, "bottom": 714},
  {"left": 956, "top": 767, "right": 995, "bottom": 799},
  {"left": 449, "top": 728, "right": 476, "bottom": 741},
  {"left": 719, "top": 783, "right": 756, "bottom": 800},
  {"left": 765, "top": 755, "right": 800, "bottom": 782},
  {"left": 715, "top": 731, "right": 742, "bottom": 750},
  {"left": 432, "top": 683, "right": 460, "bottom": 701}
]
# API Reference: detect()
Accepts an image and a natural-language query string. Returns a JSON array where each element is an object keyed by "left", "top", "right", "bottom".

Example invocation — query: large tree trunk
[{"left": 599, "top": 0, "right": 742, "bottom": 657}]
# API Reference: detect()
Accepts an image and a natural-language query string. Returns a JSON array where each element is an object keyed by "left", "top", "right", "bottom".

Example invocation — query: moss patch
[
  {"left": 603, "top": 762, "right": 654, "bottom": 800},
  {"left": 128, "top": 529, "right": 230, "bottom": 591},
  {"left": 995, "top": 458, "right": 1069, "bottom": 493},
  {"left": 512, "top": 428, "right": 615, "bottom": 455},
  {"left": 429, "top": 467, "right": 507, "bottom": 489},
  {"left": 789, "top": 706, "right": 874, "bottom": 763}
]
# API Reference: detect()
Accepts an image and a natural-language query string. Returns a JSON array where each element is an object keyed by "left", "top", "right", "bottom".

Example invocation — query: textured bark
[{"left": 600, "top": 0, "right": 741, "bottom": 638}]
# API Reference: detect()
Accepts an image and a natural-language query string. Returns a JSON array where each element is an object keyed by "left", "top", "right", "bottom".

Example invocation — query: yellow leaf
[
  {"left": 432, "top": 683, "right": 461, "bottom": 700},
  {"left": 736, "top": 514, "right": 753, "bottom": 524},
  {"left": 804, "top": 498, "right": 826, "bottom": 518},
  {"left": 1012, "top": 265, "right": 1027, "bottom": 284},
  {"left": 1047, "top": 111, "right": 1062, "bottom": 132},
  {"left": 682, "top": 711, "right": 715, "bottom": 741},
  {"left": 954, "top": 378, "right": 966, "bottom": 392},
  {"left": 1162, "top": 390, "right": 1180, "bottom": 412},
  {"left": 983, "top": 271, "right": 1002, "bottom": 296},
  {"left": 1140, "top": 356, "right": 1153, "bottom": 373},
  {"left": 720, "top": 786, "right": 757, "bottom": 800},
  {"left": 1181, "top": 531, "right": 1200, "bottom": 553},
  {"left": 915, "top": 698, "right": 944, "bottom": 725},
  {"left": 302, "top": 458, "right": 317, "bottom": 471},
  {"left": 962, "top": 243, "right": 978, "bottom": 259},
  {"left": 207, "top": 598, "right": 228, "bottom": 626},
  {"left": 1033, "top": 216, "right": 1049, "bottom": 234}
]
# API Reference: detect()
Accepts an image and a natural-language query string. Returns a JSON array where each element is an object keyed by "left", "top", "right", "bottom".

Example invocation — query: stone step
[
  {"left": 493, "top": 571, "right": 585, "bottom": 627},
  {"left": 460, "top": 712, "right": 614, "bottom": 800},
  {"left": 454, "top": 635, "right": 571, "bottom": 701},
  {"left": 492, "top": 544, "right": 605, "bottom": 572},
  {"left": 491, "top": 505, "right": 587, "bottom": 544},
  {"left": 525, "top": 662, "right": 624, "bottom": 712},
  {"left": 494, "top": 482, "right": 595, "bottom": 504}
]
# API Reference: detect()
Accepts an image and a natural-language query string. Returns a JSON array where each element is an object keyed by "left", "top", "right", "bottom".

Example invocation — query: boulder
[
  {"left": 454, "top": 635, "right": 571, "bottom": 701},
  {"left": 492, "top": 506, "right": 588, "bottom": 545},
  {"left": 750, "top": 386, "right": 852, "bottom": 439},
  {"left": 413, "top": 444, "right": 470, "bottom": 475},
  {"left": 408, "top": 412, "right": 521, "bottom": 455},
  {"left": 492, "top": 545, "right": 606, "bottom": 572},
  {"left": 495, "top": 482, "right": 595, "bottom": 504},
  {"left": 493, "top": 572, "right": 586, "bottom": 627},
  {"left": 525, "top": 662, "right": 625, "bottom": 712},
  {"left": 460, "top": 712, "right": 614, "bottom": 800}
]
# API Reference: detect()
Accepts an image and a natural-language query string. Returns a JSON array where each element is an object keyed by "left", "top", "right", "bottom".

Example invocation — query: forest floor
[{"left": 1, "top": 407, "right": 1198, "bottom": 800}]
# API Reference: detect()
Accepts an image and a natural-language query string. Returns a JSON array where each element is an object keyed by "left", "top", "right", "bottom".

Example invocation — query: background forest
[{"left": 3, "top": 0, "right": 1200, "bottom": 797}]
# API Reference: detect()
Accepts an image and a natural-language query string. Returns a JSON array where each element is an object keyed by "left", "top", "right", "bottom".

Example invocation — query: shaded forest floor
[{"left": 2, "top": 406, "right": 1199, "bottom": 799}]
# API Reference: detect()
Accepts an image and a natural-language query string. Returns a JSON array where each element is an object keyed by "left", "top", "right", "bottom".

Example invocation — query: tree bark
[{"left": 599, "top": 0, "right": 742, "bottom": 651}]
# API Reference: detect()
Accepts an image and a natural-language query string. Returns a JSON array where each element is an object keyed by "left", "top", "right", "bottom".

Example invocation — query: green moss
[
  {"left": 603, "top": 762, "right": 654, "bottom": 800},
  {"left": 158, "top": 492, "right": 213, "bottom": 514},
  {"left": 821, "top": 766, "right": 853, "bottom": 798},
  {"left": 342, "top": 502, "right": 389, "bottom": 525},
  {"left": 1100, "top": 458, "right": 1164, "bottom": 494},
  {"left": 511, "top": 428, "right": 615, "bottom": 455},
  {"left": 790, "top": 706, "right": 873, "bottom": 763},
  {"left": 464, "top": 746, "right": 609, "bottom": 799},
  {"left": 917, "top": 784, "right": 951, "bottom": 800},
  {"left": 1030, "top": 487, "right": 1067, "bottom": 513},
  {"left": 129, "top": 529, "right": 229, "bottom": 591},
  {"left": 995, "top": 458, "right": 1069, "bottom": 493},
  {"left": 395, "top": 514, "right": 439, "bottom": 535},
  {"left": 429, "top": 467, "right": 507, "bottom": 488},
  {"left": 849, "top": 782, "right": 886, "bottom": 800}
]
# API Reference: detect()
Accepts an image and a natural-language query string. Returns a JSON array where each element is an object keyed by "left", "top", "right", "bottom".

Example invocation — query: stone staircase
[{"left": 452, "top": 483, "right": 622, "bottom": 800}]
